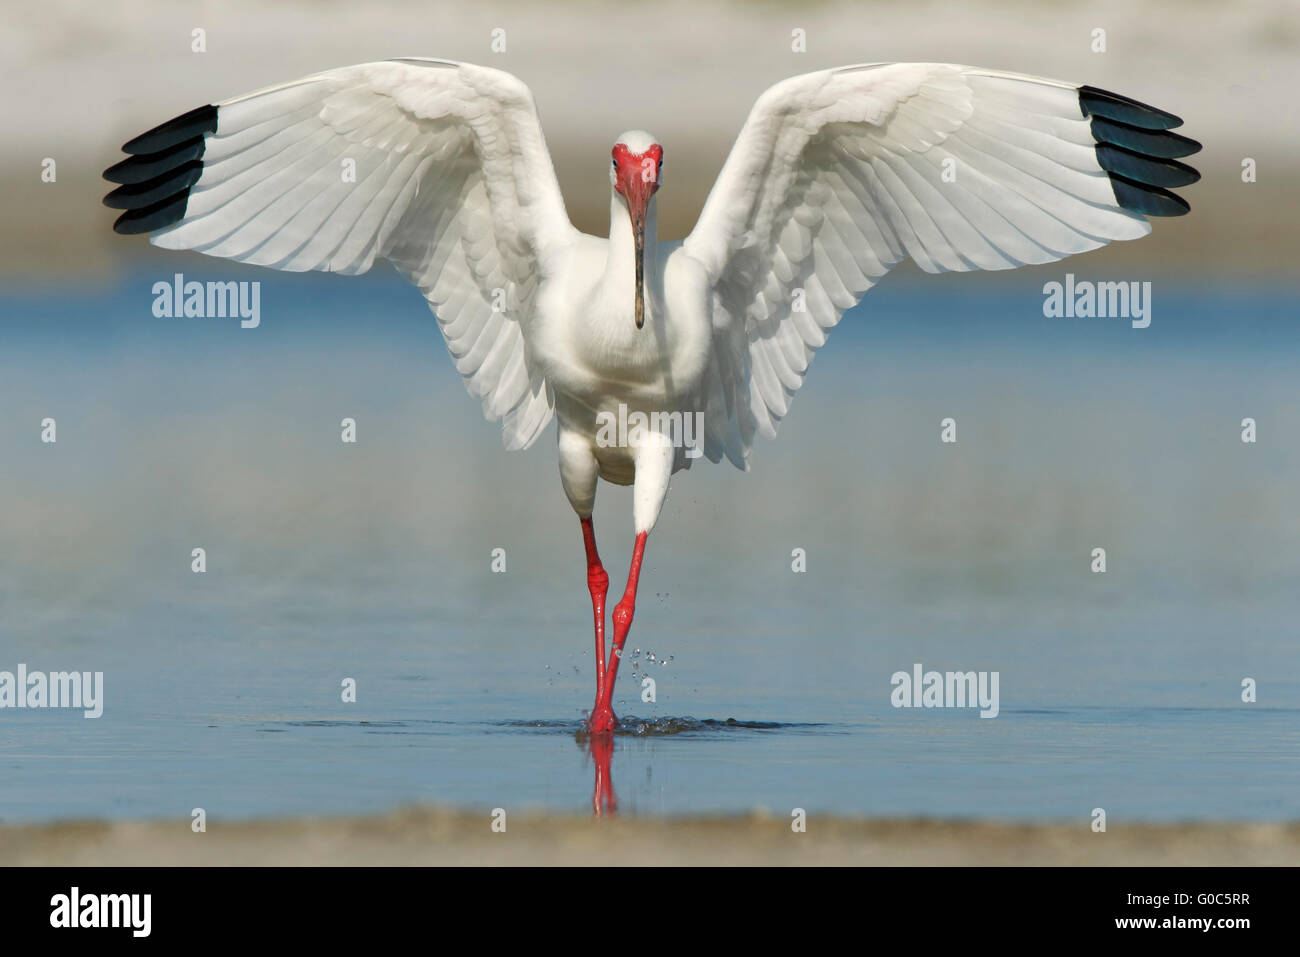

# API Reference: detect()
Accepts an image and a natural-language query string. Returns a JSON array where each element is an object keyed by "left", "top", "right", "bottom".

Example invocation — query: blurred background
[
  {"left": 1, "top": 0, "right": 1298, "bottom": 824},
  {"left": 5, "top": 0, "right": 1298, "bottom": 276}
]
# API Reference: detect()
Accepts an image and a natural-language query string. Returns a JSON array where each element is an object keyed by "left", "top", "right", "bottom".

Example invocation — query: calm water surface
[{"left": 1, "top": 268, "right": 1297, "bottom": 821}]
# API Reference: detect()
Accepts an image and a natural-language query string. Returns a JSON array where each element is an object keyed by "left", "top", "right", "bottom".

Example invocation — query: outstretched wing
[
  {"left": 103, "top": 58, "right": 576, "bottom": 450},
  {"left": 683, "top": 63, "right": 1200, "bottom": 468}
]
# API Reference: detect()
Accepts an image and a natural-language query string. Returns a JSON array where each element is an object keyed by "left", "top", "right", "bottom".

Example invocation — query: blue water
[{"left": 1, "top": 263, "right": 1297, "bottom": 822}]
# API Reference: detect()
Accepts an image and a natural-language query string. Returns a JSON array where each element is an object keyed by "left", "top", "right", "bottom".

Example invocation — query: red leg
[
  {"left": 580, "top": 518, "right": 610, "bottom": 723},
  {"left": 590, "top": 530, "right": 648, "bottom": 731}
]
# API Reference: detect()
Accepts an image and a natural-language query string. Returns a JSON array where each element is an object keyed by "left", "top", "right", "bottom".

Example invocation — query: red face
[{"left": 612, "top": 143, "right": 663, "bottom": 215}]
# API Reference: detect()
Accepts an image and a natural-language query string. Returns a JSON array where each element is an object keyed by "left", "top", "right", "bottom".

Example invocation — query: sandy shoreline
[{"left": 3, "top": 810, "right": 1296, "bottom": 866}]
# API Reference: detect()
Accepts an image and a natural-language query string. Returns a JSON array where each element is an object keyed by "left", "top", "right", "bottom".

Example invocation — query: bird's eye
[{"left": 612, "top": 159, "right": 618, "bottom": 169}]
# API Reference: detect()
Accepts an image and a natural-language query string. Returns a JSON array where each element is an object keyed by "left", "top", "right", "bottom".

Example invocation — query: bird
[{"left": 103, "top": 58, "right": 1200, "bottom": 733}]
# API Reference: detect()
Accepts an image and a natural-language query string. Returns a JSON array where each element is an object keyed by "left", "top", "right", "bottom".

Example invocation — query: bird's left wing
[
  {"left": 682, "top": 63, "right": 1200, "bottom": 468},
  {"left": 104, "top": 58, "right": 575, "bottom": 450}
]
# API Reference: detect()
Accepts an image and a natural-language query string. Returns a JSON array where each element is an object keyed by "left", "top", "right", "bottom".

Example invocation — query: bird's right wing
[
  {"left": 104, "top": 58, "right": 576, "bottom": 450},
  {"left": 683, "top": 63, "right": 1200, "bottom": 468}
]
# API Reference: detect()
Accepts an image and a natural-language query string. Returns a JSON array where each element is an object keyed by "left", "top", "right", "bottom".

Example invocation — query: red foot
[{"left": 587, "top": 703, "right": 618, "bottom": 733}]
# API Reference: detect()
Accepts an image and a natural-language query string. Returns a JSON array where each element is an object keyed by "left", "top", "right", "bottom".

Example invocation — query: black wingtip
[
  {"left": 112, "top": 192, "right": 193, "bottom": 234},
  {"left": 1088, "top": 115, "right": 1201, "bottom": 159},
  {"left": 1079, "top": 85, "right": 1182, "bottom": 130},
  {"left": 1095, "top": 143, "right": 1201, "bottom": 189},
  {"left": 1080, "top": 86, "right": 1198, "bottom": 217},
  {"left": 105, "top": 105, "right": 217, "bottom": 235},
  {"left": 121, "top": 104, "right": 218, "bottom": 154},
  {"left": 103, "top": 160, "right": 204, "bottom": 210},
  {"left": 1108, "top": 174, "right": 1191, "bottom": 218},
  {"left": 103, "top": 135, "right": 206, "bottom": 184}
]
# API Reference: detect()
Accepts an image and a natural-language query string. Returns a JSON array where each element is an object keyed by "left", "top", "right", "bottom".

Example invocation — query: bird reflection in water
[{"left": 584, "top": 732, "right": 618, "bottom": 817}]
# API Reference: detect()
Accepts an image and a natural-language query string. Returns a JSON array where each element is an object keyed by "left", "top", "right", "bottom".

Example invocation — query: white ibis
[{"left": 103, "top": 59, "right": 1199, "bottom": 732}]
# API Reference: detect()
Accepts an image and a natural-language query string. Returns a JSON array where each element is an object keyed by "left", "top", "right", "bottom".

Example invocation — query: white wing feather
[
  {"left": 151, "top": 58, "right": 574, "bottom": 450},
  {"left": 684, "top": 62, "right": 1158, "bottom": 468}
]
